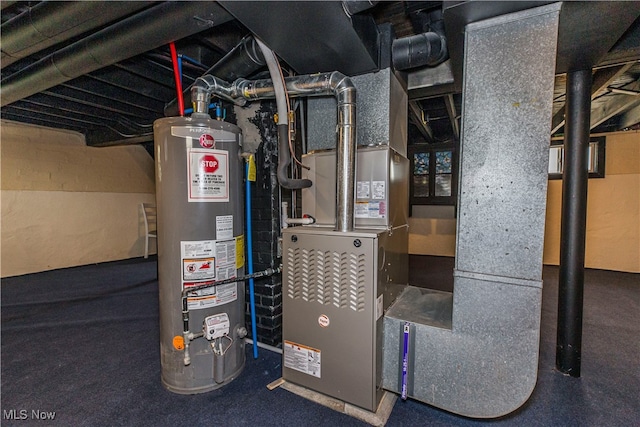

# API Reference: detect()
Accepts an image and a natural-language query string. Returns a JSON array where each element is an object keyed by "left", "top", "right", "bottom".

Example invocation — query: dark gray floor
[{"left": 2, "top": 256, "right": 638, "bottom": 426}]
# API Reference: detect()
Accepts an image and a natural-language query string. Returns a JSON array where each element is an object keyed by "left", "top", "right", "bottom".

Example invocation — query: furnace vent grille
[
  {"left": 286, "top": 247, "right": 301, "bottom": 300},
  {"left": 317, "top": 251, "right": 332, "bottom": 305},
  {"left": 286, "top": 247, "right": 366, "bottom": 311}
]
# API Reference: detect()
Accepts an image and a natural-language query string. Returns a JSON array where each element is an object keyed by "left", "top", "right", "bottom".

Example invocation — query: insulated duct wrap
[
  {"left": 0, "top": 2, "right": 234, "bottom": 107},
  {"left": 392, "top": 31, "right": 447, "bottom": 70},
  {"left": 0, "top": 1, "right": 153, "bottom": 68}
]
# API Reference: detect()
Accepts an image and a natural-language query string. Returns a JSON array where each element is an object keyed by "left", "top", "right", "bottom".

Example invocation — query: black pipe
[
  {"left": 392, "top": 9, "right": 447, "bottom": 70},
  {"left": 277, "top": 124, "right": 312, "bottom": 190},
  {"left": 0, "top": 2, "right": 234, "bottom": 107},
  {"left": 182, "top": 296, "right": 189, "bottom": 336},
  {"left": 1, "top": 2, "right": 153, "bottom": 68},
  {"left": 181, "top": 266, "right": 281, "bottom": 297},
  {"left": 556, "top": 68, "right": 592, "bottom": 377},
  {"left": 342, "top": 0, "right": 378, "bottom": 16}
]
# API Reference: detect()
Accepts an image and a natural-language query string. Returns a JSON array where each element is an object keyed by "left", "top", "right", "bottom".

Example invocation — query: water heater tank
[{"left": 154, "top": 116, "right": 245, "bottom": 394}]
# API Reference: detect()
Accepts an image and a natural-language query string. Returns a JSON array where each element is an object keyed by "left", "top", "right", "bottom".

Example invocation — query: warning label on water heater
[
  {"left": 187, "top": 148, "right": 229, "bottom": 202},
  {"left": 183, "top": 257, "right": 216, "bottom": 281},
  {"left": 284, "top": 340, "right": 321, "bottom": 378},
  {"left": 181, "top": 239, "right": 238, "bottom": 310}
]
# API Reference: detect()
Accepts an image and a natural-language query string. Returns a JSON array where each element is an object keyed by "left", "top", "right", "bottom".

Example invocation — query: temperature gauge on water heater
[{"left": 204, "top": 313, "right": 230, "bottom": 340}]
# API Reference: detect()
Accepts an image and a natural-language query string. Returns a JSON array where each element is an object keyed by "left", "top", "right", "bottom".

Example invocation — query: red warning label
[
  {"left": 187, "top": 148, "right": 229, "bottom": 202},
  {"left": 183, "top": 257, "right": 216, "bottom": 281}
]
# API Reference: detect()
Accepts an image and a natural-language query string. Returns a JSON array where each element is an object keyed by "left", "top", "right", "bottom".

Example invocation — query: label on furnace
[{"left": 284, "top": 340, "right": 321, "bottom": 378}]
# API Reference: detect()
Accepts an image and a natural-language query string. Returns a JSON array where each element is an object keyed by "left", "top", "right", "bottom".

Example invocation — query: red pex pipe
[{"left": 169, "top": 42, "right": 184, "bottom": 116}]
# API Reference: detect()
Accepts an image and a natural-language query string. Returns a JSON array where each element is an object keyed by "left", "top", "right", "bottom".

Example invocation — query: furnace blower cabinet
[
  {"left": 282, "top": 227, "right": 407, "bottom": 411},
  {"left": 282, "top": 146, "right": 409, "bottom": 412}
]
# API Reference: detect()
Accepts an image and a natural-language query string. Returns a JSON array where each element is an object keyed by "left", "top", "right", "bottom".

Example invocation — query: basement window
[
  {"left": 409, "top": 142, "right": 458, "bottom": 212},
  {"left": 548, "top": 136, "right": 606, "bottom": 179}
]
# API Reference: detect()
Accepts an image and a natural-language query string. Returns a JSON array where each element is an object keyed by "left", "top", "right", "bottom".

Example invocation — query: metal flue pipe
[
  {"left": 164, "top": 35, "right": 266, "bottom": 117},
  {"left": 191, "top": 72, "right": 357, "bottom": 232}
]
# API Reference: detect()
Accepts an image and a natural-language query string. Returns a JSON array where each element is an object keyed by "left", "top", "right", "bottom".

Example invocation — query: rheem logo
[
  {"left": 200, "top": 155, "right": 218, "bottom": 173},
  {"left": 199, "top": 134, "right": 214, "bottom": 148}
]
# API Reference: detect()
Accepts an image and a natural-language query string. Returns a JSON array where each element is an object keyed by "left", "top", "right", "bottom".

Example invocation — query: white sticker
[
  {"left": 214, "top": 239, "right": 237, "bottom": 280},
  {"left": 183, "top": 257, "right": 216, "bottom": 281},
  {"left": 376, "top": 294, "right": 384, "bottom": 320},
  {"left": 367, "top": 201, "right": 386, "bottom": 219},
  {"left": 355, "top": 201, "right": 369, "bottom": 218},
  {"left": 182, "top": 240, "right": 214, "bottom": 258},
  {"left": 184, "top": 281, "right": 237, "bottom": 310},
  {"left": 372, "top": 181, "right": 386, "bottom": 200},
  {"left": 284, "top": 341, "right": 321, "bottom": 378},
  {"left": 356, "top": 181, "right": 370, "bottom": 199},
  {"left": 187, "top": 148, "right": 229, "bottom": 202},
  {"left": 216, "top": 215, "right": 234, "bottom": 240}
]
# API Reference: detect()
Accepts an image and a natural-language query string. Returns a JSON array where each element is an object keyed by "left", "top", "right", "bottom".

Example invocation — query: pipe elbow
[
  {"left": 329, "top": 72, "right": 356, "bottom": 102},
  {"left": 276, "top": 124, "right": 312, "bottom": 190},
  {"left": 392, "top": 31, "right": 448, "bottom": 70},
  {"left": 277, "top": 166, "right": 312, "bottom": 190},
  {"left": 192, "top": 75, "right": 247, "bottom": 107}
]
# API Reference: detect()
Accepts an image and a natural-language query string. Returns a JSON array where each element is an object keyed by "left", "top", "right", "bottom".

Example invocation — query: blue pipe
[
  {"left": 245, "top": 161, "right": 258, "bottom": 359},
  {"left": 180, "top": 54, "right": 207, "bottom": 68},
  {"left": 177, "top": 54, "right": 183, "bottom": 88}
]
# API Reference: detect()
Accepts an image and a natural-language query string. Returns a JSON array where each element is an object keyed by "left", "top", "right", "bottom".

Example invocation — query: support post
[{"left": 556, "top": 68, "right": 592, "bottom": 377}]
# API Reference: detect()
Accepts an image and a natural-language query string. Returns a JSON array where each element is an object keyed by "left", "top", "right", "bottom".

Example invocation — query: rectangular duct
[
  {"left": 218, "top": 1, "right": 380, "bottom": 76},
  {"left": 383, "top": 4, "right": 562, "bottom": 418},
  {"left": 306, "top": 68, "right": 407, "bottom": 156}
]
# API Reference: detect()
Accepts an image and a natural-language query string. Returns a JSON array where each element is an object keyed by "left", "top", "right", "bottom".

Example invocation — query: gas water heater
[{"left": 154, "top": 116, "right": 246, "bottom": 394}]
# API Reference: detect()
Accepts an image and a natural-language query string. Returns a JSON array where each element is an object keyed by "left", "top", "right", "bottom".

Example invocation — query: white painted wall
[{"left": 1, "top": 120, "right": 156, "bottom": 277}]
